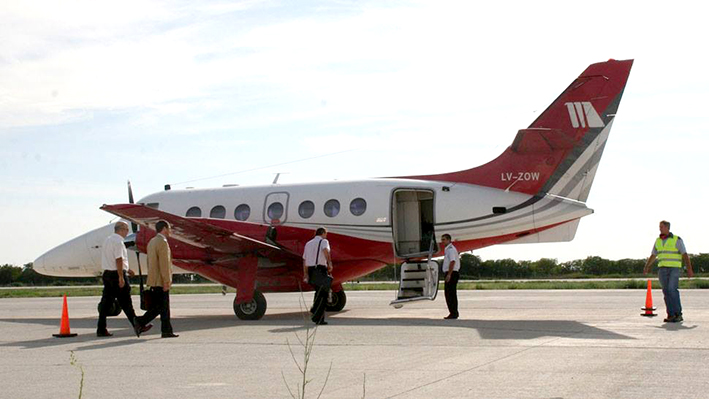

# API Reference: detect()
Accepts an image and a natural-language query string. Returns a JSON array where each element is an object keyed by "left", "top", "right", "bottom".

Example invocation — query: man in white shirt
[
  {"left": 302, "top": 227, "right": 332, "bottom": 325},
  {"left": 441, "top": 234, "right": 460, "bottom": 320},
  {"left": 97, "top": 221, "right": 151, "bottom": 337}
]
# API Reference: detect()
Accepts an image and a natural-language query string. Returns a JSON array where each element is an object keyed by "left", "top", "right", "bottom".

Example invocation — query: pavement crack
[{"left": 385, "top": 336, "right": 566, "bottom": 398}]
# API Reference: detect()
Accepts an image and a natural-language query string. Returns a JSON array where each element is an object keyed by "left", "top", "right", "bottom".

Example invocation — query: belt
[{"left": 308, "top": 265, "right": 327, "bottom": 268}]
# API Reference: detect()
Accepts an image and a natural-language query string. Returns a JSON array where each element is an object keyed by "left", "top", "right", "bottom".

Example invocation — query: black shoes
[
  {"left": 133, "top": 317, "right": 154, "bottom": 337},
  {"left": 443, "top": 314, "right": 459, "bottom": 320},
  {"left": 97, "top": 330, "right": 113, "bottom": 337},
  {"left": 133, "top": 317, "right": 142, "bottom": 337},
  {"left": 161, "top": 333, "right": 179, "bottom": 338},
  {"left": 314, "top": 321, "right": 328, "bottom": 325},
  {"left": 664, "top": 314, "right": 684, "bottom": 323}
]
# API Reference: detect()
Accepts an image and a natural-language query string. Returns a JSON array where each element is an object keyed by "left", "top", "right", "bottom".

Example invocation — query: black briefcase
[
  {"left": 140, "top": 287, "right": 159, "bottom": 311},
  {"left": 309, "top": 270, "right": 333, "bottom": 289},
  {"left": 139, "top": 289, "right": 150, "bottom": 311}
]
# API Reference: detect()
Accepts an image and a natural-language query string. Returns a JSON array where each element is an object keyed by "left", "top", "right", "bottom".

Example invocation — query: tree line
[
  {"left": 362, "top": 253, "right": 709, "bottom": 281},
  {"left": 0, "top": 263, "right": 209, "bottom": 286},
  {"left": 2, "top": 253, "right": 708, "bottom": 286}
]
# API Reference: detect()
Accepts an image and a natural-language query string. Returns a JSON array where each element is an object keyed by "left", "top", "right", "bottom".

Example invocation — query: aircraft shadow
[
  {"left": 0, "top": 311, "right": 631, "bottom": 350},
  {"left": 265, "top": 312, "right": 632, "bottom": 340}
]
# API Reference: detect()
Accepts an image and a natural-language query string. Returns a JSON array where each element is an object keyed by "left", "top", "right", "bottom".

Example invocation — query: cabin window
[
  {"left": 298, "top": 200, "right": 315, "bottom": 219},
  {"left": 210, "top": 205, "right": 226, "bottom": 219},
  {"left": 186, "top": 206, "right": 202, "bottom": 217},
  {"left": 324, "top": 199, "right": 340, "bottom": 217},
  {"left": 146, "top": 202, "right": 160, "bottom": 209},
  {"left": 349, "top": 198, "right": 367, "bottom": 216},
  {"left": 234, "top": 204, "right": 250, "bottom": 221},
  {"left": 267, "top": 202, "right": 284, "bottom": 220}
]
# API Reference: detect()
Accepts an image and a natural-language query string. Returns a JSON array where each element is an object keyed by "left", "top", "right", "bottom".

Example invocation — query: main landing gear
[
  {"left": 326, "top": 290, "right": 347, "bottom": 312},
  {"left": 233, "top": 290, "right": 267, "bottom": 320},
  {"left": 232, "top": 289, "right": 347, "bottom": 320}
]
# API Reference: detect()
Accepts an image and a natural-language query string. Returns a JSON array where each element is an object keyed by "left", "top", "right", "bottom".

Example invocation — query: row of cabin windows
[{"left": 185, "top": 198, "right": 367, "bottom": 220}]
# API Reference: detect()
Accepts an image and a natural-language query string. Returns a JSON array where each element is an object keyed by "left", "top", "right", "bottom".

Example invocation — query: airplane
[{"left": 33, "top": 59, "right": 634, "bottom": 320}]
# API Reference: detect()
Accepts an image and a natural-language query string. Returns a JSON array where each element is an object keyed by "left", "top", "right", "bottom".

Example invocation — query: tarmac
[{"left": 1, "top": 289, "right": 708, "bottom": 399}]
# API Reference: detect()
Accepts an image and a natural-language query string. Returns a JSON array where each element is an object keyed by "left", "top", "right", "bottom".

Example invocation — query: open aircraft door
[{"left": 390, "top": 188, "right": 439, "bottom": 307}]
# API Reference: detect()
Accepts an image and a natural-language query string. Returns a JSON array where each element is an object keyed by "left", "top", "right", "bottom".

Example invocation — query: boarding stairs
[{"left": 390, "top": 238, "right": 439, "bottom": 308}]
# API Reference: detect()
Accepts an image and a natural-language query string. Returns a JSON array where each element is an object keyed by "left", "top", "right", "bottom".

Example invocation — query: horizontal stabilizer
[{"left": 503, "top": 219, "right": 581, "bottom": 245}]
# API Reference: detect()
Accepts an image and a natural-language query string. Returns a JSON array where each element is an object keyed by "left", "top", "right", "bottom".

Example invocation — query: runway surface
[{"left": 1, "top": 290, "right": 708, "bottom": 398}]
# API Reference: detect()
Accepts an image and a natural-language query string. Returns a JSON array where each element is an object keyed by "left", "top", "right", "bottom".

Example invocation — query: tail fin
[{"left": 408, "top": 59, "right": 633, "bottom": 201}]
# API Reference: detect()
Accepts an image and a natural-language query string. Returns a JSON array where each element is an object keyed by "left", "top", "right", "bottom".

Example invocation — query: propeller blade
[
  {"left": 127, "top": 180, "right": 135, "bottom": 204},
  {"left": 127, "top": 180, "right": 138, "bottom": 233}
]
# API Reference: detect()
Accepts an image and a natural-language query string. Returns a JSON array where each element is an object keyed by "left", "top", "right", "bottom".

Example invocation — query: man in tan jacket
[{"left": 134, "top": 220, "right": 178, "bottom": 338}]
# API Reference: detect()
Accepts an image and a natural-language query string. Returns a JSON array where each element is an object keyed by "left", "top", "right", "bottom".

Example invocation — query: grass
[
  {"left": 344, "top": 279, "right": 709, "bottom": 291},
  {"left": 0, "top": 285, "right": 225, "bottom": 298},
  {"left": 2, "top": 279, "right": 709, "bottom": 298}
]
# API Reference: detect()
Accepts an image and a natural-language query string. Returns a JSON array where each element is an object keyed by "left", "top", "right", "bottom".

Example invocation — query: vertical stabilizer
[{"left": 405, "top": 59, "right": 633, "bottom": 201}]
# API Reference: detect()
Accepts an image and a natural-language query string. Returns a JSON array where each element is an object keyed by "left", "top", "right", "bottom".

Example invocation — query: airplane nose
[{"left": 34, "top": 223, "right": 114, "bottom": 277}]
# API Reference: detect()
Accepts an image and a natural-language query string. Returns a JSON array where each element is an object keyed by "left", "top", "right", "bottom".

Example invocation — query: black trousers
[
  {"left": 444, "top": 271, "right": 460, "bottom": 317},
  {"left": 309, "top": 266, "right": 329, "bottom": 323},
  {"left": 97, "top": 270, "right": 137, "bottom": 332},
  {"left": 136, "top": 287, "right": 173, "bottom": 334}
]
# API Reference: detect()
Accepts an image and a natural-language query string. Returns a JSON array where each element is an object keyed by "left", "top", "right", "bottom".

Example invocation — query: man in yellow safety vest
[{"left": 643, "top": 220, "right": 693, "bottom": 323}]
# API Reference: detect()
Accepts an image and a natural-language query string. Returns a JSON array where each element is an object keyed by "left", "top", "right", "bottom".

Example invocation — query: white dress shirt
[
  {"left": 101, "top": 233, "right": 129, "bottom": 271},
  {"left": 442, "top": 243, "right": 460, "bottom": 272},
  {"left": 302, "top": 236, "right": 330, "bottom": 267}
]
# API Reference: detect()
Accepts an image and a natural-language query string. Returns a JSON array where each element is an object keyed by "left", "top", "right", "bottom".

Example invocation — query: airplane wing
[{"left": 100, "top": 203, "right": 299, "bottom": 260}]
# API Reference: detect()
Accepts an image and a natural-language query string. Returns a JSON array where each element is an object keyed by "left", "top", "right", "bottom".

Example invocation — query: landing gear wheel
[
  {"left": 234, "top": 290, "right": 267, "bottom": 320},
  {"left": 325, "top": 290, "right": 346, "bottom": 312}
]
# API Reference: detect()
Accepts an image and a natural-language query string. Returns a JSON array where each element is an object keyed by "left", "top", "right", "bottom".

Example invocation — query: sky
[{"left": 2, "top": 0, "right": 708, "bottom": 266}]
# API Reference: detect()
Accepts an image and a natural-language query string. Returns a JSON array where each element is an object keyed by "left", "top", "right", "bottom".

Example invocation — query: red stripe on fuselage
[{"left": 169, "top": 219, "right": 575, "bottom": 292}]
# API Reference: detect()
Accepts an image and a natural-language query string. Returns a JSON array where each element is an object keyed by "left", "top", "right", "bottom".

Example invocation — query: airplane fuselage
[{"left": 34, "top": 177, "right": 591, "bottom": 280}]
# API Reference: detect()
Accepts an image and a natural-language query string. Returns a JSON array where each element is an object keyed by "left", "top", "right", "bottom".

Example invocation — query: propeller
[
  {"left": 127, "top": 180, "right": 138, "bottom": 233},
  {"left": 122, "top": 181, "right": 139, "bottom": 248},
  {"left": 127, "top": 180, "right": 147, "bottom": 310}
]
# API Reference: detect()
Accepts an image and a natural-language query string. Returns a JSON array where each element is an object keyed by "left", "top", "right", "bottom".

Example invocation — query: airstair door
[
  {"left": 391, "top": 189, "right": 436, "bottom": 258},
  {"left": 390, "top": 259, "right": 439, "bottom": 308}
]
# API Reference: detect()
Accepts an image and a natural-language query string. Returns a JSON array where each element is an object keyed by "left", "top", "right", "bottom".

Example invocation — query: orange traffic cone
[
  {"left": 641, "top": 279, "right": 657, "bottom": 317},
  {"left": 53, "top": 294, "right": 78, "bottom": 337}
]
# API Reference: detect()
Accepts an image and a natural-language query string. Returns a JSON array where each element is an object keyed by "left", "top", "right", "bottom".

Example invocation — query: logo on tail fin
[{"left": 565, "top": 102, "right": 604, "bottom": 128}]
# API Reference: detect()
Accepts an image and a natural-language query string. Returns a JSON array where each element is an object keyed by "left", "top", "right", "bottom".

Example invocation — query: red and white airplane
[{"left": 34, "top": 59, "right": 633, "bottom": 319}]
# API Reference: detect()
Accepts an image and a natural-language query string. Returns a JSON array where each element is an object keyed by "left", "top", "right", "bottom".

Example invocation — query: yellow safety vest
[{"left": 655, "top": 235, "right": 682, "bottom": 268}]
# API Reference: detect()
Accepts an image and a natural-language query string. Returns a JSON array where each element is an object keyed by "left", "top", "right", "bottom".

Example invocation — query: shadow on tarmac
[
  {"left": 0, "top": 310, "right": 632, "bottom": 350},
  {"left": 655, "top": 323, "right": 698, "bottom": 331}
]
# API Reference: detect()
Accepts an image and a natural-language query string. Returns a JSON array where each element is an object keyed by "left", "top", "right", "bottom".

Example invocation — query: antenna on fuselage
[{"left": 272, "top": 172, "right": 288, "bottom": 184}]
